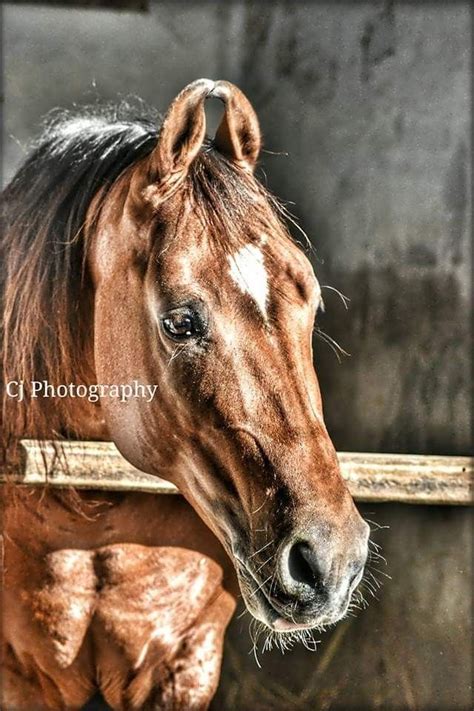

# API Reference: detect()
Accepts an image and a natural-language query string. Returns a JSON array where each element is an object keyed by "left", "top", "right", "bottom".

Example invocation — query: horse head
[{"left": 88, "top": 79, "right": 369, "bottom": 633}]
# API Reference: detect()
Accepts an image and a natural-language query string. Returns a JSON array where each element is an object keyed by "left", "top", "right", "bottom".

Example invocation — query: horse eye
[{"left": 161, "top": 308, "right": 204, "bottom": 342}]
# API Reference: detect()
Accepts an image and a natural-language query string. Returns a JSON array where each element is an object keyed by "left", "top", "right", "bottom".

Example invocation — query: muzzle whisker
[
  {"left": 248, "top": 574, "right": 273, "bottom": 599},
  {"left": 367, "top": 564, "right": 392, "bottom": 580},
  {"left": 255, "top": 555, "right": 273, "bottom": 575},
  {"left": 368, "top": 549, "right": 388, "bottom": 566},
  {"left": 303, "top": 630, "right": 320, "bottom": 652},
  {"left": 269, "top": 566, "right": 279, "bottom": 598},
  {"left": 248, "top": 538, "right": 275, "bottom": 559},
  {"left": 289, "top": 600, "right": 298, "bottom": 624},
  {"left": 362, "top": 576, "right": 377, "bottom": 593},
  {"left": 360, "top": 579, "right": 379, "bottom": 600},
  {"left": 366, "top": 570, "right": 382, "bottom": 590},
  {"left": 355, "top": 589, "right": 369, "bottom": 610},
  {"left": 248, "top": 618, "right": 264, "bottom": 669}
]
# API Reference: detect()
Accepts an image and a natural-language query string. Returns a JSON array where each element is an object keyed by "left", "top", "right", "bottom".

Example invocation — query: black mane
[
  {"left": 0, "top": 103, "right": 161, "bottom": 439},
  {"left": 1, "top": 102, "right": 160, "bottom": 257}
]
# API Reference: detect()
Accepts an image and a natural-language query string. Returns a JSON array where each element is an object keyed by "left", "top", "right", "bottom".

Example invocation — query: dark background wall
[
  {"left": 3, "top": 0, "right": 471, "bottom": 456},
  {"left": 2, "top": 2, "right": 472, "bottom": 710}
]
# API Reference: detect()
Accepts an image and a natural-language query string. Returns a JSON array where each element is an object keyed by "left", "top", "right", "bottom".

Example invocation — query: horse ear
[
  {"left": 149, "top": 78, "right": 215, "bottom": 182},
  {"left": 141, "top": 79, "right": 261, "bottom": 207},
  {"left": 212, "top": 81, "right": 261, "bottom": 172}
]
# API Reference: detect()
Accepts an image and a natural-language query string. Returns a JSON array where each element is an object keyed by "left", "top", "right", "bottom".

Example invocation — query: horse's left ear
[{"left": 212, "top": 81, "right": 262, "bottom": 172}]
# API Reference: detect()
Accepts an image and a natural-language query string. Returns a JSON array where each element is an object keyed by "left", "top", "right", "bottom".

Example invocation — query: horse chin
[
  {"left": 237, "top": 568, "right": 352, "bottom": 634},
  {"left": 237, "top": 571, "right": 315, "bottom": 633},
  {"left": 248, "top": 594, "right": 347, "bottom": 634}
]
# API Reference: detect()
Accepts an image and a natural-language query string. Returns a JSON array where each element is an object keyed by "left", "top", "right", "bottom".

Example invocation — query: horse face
[{"left": 90, "top": 80, "right": 369, "bottom": 633}]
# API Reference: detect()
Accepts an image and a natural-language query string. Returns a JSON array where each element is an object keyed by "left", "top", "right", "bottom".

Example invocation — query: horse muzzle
[{"left": 235, "top": 519, "right": 370, "bottom": 631}]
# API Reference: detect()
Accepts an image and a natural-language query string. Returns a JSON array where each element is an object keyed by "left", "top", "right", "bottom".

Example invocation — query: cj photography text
[{"left": 5, "top": 380, "right": 159, "bottom": 403}]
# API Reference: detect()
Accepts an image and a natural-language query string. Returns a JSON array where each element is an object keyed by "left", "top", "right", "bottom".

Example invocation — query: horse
[{"left": 0, "top": 79, "right": 369, "bottom": 710}]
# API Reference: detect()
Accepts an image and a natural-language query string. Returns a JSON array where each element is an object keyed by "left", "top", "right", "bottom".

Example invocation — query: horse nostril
[{"left": 287, "top": 540, "right": 322, "bottom": 590}]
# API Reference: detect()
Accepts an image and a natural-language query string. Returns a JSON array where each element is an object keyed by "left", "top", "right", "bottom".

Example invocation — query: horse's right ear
[{"left": 146, "top": 78, "right": 214, "bottom": 191}]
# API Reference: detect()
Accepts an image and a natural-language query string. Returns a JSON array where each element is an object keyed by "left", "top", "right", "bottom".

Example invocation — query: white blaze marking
[{"left": 228, "top": 244, "right": 268, "bottom": 317}]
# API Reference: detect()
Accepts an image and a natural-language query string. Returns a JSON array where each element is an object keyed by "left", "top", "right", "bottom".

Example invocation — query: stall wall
[
  {"left": 3, "top": 1, "right": 471, "bottom": 455},
  {"left": 3, "top": 3, "right": 471, "bottom": 710}
]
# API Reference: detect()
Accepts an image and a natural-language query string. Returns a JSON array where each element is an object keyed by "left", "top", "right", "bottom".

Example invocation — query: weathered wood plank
[
  {"left": 16, "top": 440, "right": 176, "bottom": 494},
  {"left": 5, "top": 440, "right": 472, "bottom": 505},
  {"left": 336, "top": 451, "right": 471, "bottom": 505}
]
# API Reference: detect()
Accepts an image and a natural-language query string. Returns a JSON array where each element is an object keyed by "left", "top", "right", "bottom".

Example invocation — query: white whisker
[
  {"left": 248, "top": 575, "right": 272, "bottom": 599},
  {"left": 321, "top": 284, "right": 351, "bottom": 309},
  {"left": 248, "top": 539, "right": 275, "bottom": 559}
]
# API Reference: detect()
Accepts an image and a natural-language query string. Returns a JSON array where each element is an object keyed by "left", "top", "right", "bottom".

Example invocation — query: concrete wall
[
  {"left": 3, "top": 3, "right": 472, "bottom": 710},
  {"left": 3, "top": 0, "right": 471, "bottom": 456}
]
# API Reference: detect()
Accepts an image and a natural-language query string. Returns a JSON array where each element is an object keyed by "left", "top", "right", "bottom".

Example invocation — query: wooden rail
[{"left": 6, "top": 440, "right": 472, "bottom": 506}]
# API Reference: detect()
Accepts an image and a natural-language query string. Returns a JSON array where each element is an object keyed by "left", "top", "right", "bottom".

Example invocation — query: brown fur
[
  {"left": 1, "top": 79, "right": 368, "bottom": 709},
  {"left": 2, "top": 488, "right": 235, "bottom": 709}
]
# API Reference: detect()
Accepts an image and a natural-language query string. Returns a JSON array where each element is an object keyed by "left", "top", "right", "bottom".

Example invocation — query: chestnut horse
[{"left": 0, "top": 80, "right": 369, "bottom": 710}]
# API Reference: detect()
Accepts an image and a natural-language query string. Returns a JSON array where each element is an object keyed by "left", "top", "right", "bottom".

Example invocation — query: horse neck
[{"left": 4, "top": 481, "right": 111, "bottom": 544}]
